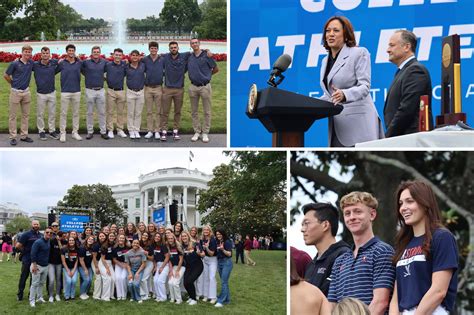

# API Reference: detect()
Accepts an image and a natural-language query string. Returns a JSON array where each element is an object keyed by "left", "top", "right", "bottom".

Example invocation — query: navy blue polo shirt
[
  {"left": 105, "top": 61, "right": 127, "bottom": 89},
  {"left": 148, "top": 244, "right": 168, "bottom": 262},
  {"left": 126, "top": 62, "right": 146, "bottom": 90},
  {"left": 143, "top": 55, "right": 165, "bottom": 86},
  {"left": 216, "top": 239, "right": 233, "bottom": 259},
  {"left": 187, "top": 51, "right": 216, "bottom": 86},
  {"left": 200, "top": 237, "right": 217, "bottom": 257},
  {"left": 81, "top": 58, "right": 106, "bottom": 89},
  {"left": 57, "top": 59, "right": 82, "bottom": 93},
  {"left": 328, "top": 237, "right": 395, "bottom": 305},
  {"left": 18, "top": 229, "right": 43, "bottom": 264},
  {"left": 396, "top": 229, "right": 458, "bottom": 312},
  {"left": 168, "top": 246, "right": 182, "bottom": 266},
  {"left": 5, "top": 59, "right": 34, "bottom": 90},
  {"left": 33, "top": 59, "right": 58, "bottom": 94},
  {"left": 163, "top": 52, "right": 190, "bottom": 88},
  {"left": 31, "top": 237, "right": 51, "bottom": 267}
]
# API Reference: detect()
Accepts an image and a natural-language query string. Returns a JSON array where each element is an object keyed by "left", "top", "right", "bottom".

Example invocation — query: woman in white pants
[
  {"left": 48, "top": 229, "right": 64, "bottom": 302},
  {"left": 113, "top": 234, "right": 130, "bottom": 300},
  {"left": 149, "top": 233, "right": 170, "bottom": 302},
  {"left": 99, "top": 232, "right": 116, "bottom": 301},
  {"left": 139, "top": 232, "right": 153, "bottom": 300},
  {"left": 92, "top": 232, "right": 107, "bottom": 300},
  {"left": 166, "top": 233, "right": 185, "bottom": 304},
  {"left": 199, "top": 225, "right": 218, "bottom": 304}
]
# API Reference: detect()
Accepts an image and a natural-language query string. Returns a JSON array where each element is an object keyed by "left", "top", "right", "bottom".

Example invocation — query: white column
[
  {"left": 141, "top": 192, "right": 145, "bottom": 222},
  {"left": 144, "top": 189, "right": 149, "bottom": 224},
  {"left": 183, "top": 186, "right": 188, "bottom": 229},
  {"left": 195, "top": 189, "right": 200, "bottom": 226},
  {"left": 166, "top": 185, "right": 172, "bottom": 227},
  {"left": 154, "top": 187, "right": 158, "bottom": 204}
]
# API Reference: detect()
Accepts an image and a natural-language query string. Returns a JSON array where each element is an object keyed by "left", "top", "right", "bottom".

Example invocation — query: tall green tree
[
  {"left": 23, "top": 0, "right": 60, "bottom": 40},
  {"left": 160, "top": 0, "right": 201, "bottom": 35},
  {"left": 57, "top": 183, "right": 126, "bottom": 227},
  {"left": 0, "top": 0, "right": 26, "bottom": 40},
  {"left": 194, "top": 0, "right": 226, "bottom": 39},
  {"left": 6, "top": 216, "right": 31, "bottom": 233}
]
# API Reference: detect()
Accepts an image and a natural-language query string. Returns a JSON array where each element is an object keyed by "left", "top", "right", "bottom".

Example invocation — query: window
[
  {"left": 123, "top": 199, "right": 128, "bottom": 209},
  {"left": 135, "top": 216, "right": 140, "bottom": 225},
  {"left": 135, "top": 198, "right": 140, "bottom": 208}
]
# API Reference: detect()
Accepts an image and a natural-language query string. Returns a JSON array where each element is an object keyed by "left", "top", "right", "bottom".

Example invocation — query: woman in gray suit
[{"left": 319, "top": 16, "right": 384, "bottom": 147}]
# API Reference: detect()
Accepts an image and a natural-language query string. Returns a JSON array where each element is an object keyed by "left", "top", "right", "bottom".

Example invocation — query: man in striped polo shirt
[{"left": 328, "top": 191, "right": 395, "bottom": 315}]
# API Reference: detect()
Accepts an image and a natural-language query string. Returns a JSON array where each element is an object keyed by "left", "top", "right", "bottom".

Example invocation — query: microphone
[{"left": 268, "top": 54, "right": 292, "bottom": 87}]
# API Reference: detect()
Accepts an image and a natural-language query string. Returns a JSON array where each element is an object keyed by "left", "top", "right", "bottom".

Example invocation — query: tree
[
  {"left": 197, "top": 151, "right": 286, "bottom": 239},
  {"left": 57, "top": 183, "right": 127, "bottom": 227},
  {"left": 6, "top": 216, "right": 31, "bottom": 233},
  {"left": 0, "top": 0, "right": 26, "bottom": 37},
  {"left": 291, "top": 151, "right": 474, "bottom": 312},
  {"left": 23, "top": 0, "right": 60, "bottom": 40},
  {"left": 194, "top": 0, "right": 226, "bottom": 39},
  {"left": 160, "top": 0, "right": 201, "bottom": 35}
]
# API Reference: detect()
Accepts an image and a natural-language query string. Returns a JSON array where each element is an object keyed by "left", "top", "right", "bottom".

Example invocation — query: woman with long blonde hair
[
  {"left": 166, "top": 233, "right": 185, "bottom": 304},
  {"left": 197, "top": 225, "right": 218, "bottom": 304},
  {"left": 181, "top": 231, "right": 204, "bottom": 305}
]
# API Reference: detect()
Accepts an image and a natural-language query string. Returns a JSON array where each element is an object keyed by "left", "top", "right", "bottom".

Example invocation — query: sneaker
[
  {"left": 60, "top": 133, "right": 66, "bottom": 143},
  {"left": 30, "top": 300, "right": 35, "bottom": 308},
  {"left": 137, "top": 300, "right": 143, "bottom": 304},
  {"left": 55, "top": 295, "right": 61, "bottom": 302},
  {"left": 215, "top": 302, "right": 224, "bottom": 308},
  {"left": 49, "top": 131, "right": 60, "bottom": 140},
  {"left": 209, "top": 298, "right": 217, "bottom": 304},
  {"left": 39, "top": 132, "right": 47, "bottom": 141},
  {"left": 49, "top": 296, "right": 54, "bottom": 303},
  {"left": 20, "top": 136, "right": 34, "bottom": 143},
  {"left": 175, "top": 300, "right": 182, "bottom": 305},
  {"left": 79, "top": 294, "right": 89, "bottom": 300},
  {"left": 37, "top": 298, "right": 46, "bottom": 303},
  {"left": 117, "top": 130, "right": 127, "bottom": 138},
  {"left": 169, "top": 299, "right": 175, "bottom": 303},
  {"left": 154, "top": 132, "right": 160, "bottom": 140},
  {"left": 144, "top": 131, "right": 153, "bottom": 139},
  {"left": 135, "top": 131, "right": 141, "bottom": 139},
  {"left": 102, "top": 298, "right": 110, "bottom": 302},
  {"left": 160, "top": 131, "right": 167, "bottom": 141},
  {"left": 202, "top": 133, "right": 210, "bottom": 143},
  {"left": 101, "top": 133, "right": 109, "bottom": 140},
  {"left": 141, "top": 296, "right": 149, "bottom": 301},
  {"left": 86, "top": 133, "right": 93, "bottom": 140},
  {"left": 108, "top": 130, "right": 114, "bottom": 139},
  {"left": 72, "top": 133, "right": 83, "bottom": 141},
  {"left": 173, "top": 129, "right": 180, "bottom": 140},
  {"left": 191, "top": 133, "right": 200, "bottom": 142},
  {"left": 130, "top": 299, "right": 134, "bottom": 302},
  {"left": 188, "top": 299, "right": 197, "bottom": 305}
]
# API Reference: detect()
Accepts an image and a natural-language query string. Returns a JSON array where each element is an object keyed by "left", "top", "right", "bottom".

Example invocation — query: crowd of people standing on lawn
[{"left": 10, "top": 220, "right": 249, "bottom": 308}]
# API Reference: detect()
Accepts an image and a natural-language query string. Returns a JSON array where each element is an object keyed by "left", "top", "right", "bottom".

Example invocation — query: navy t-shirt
[
  {"left": 148, "top": 244, "right": 168, "bottom": 262},
  {"left": 33, "top": 59, "right": 58, "bottom": 94},
  {"left": 78, "top": 246, "right": 94, "bottom": 268},
  {"left": 61, "top": 247, "right": 79, "bottom": 269},
  {"left": 49, "top": 237, "right": 63, "bottom": 264},
  {"left": 113, "top": 246, "right": 129, "bottom": 263},
  {"left": 101, "top": 245, "right": 114, "bottom": 261},
  {"left": 187, "top": 51, "right": 216, "bottom": 86},
  {"left": 200, "top": 237, "right": 217, "bottom": 257},
  {"left": 216, "top": 239, "right": 233, "bottom": 260},
  {"left": 168, "top": 246, "right": 182, "bottom": 266},
  {"left": 5, "top": 59, "right": 34, "bottom": 90},
  {"left": 396, "top": 229, "right": 458, "bottom": 312},
  {"left": 92, "top": 243, "right": 102, "bottom": 261},
  {"left": 183, "top": 244, "right": 201, "bottom": 266},
  {"left": 18, "top": 229, "right": 42, "bottom": 264}
]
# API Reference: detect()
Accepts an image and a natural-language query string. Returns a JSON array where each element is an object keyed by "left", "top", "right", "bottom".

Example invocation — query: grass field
[
  {"left": 0, "top": 61, "right": 227, "bottom": 134},
  {"left": 0, "top": 250, "right": 285, "bottom": 315}
]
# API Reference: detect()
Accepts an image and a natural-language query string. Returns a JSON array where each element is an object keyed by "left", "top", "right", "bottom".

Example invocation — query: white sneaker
[
  {"left": 154, "top": 132, "right": 160, "bottom": 140},
  {"left": 49, "top": 296, "right": 54, "bottom": 303},
  {"left": 175, "top": 300, "right": 182, "bottom": 305},
  {"left": 135, "top": 131, "right": 141, "bottom": 139},
  {"left": 191, "top": 132, "right": 200, "bottom": 142},
  {"left": 138, "top": 300, "right": 143, "bottom": 304},
  {"left": 117, "top": 130, "right": 127, "bottom": 138},
  {"left": 80, "top": 294, "right": 89, "bottom": 300},
  {"left": 107, "top": 130, "right": 114, "bottom": 139},
  {"left": 141, "top": 296, "right": 149, "bottom": 301},
  {"left": 55, "top": 294, "right": 61, "bottom": 302},
  {"left": 202, "top": 133, "right": 209, "bottom": 143},
  {"left": 130, "top": 299, "right": 134, "bottom": 302},
  {"left": 60, "top": 133, "right": 66, "bottom": 142},
  {"left": 30, "top": 300, "right": 35, "bottom": 308},
  {"left": 215, "top": 302, "right": 224, "bottom": 308},
  {"left": 209, "top": 298, "right": 217, "bottom": 304},
  {"left": 37, "top": 298, "right": 46, "bottom": 303},
  {"left": 144, "top": 131, "right": 153, "bottom": 139},
  {"left": 188, "top": 299, "right": 197, "bottom": 305},
  {"left": 72, "top": 132, "right": 82, "bottom": 141},
  {"left": 129, "top": 131, "right": 136, "bottom": 139}
]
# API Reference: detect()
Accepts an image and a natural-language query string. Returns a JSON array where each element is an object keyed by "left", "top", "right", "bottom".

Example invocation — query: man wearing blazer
[{"left": 384, "top": 30, "right": 433, "bottom": 137}]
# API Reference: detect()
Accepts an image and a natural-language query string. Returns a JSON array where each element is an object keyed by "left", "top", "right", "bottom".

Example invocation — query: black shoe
[
  {"left": 101, "top": 133, "right": 109, "bottom": 140},
  {"left": 20, "top": 137, "right": 33, "bottom": 143},
  {"left": 10, "top": 139, "right": 17, "bottom": 146},
  {"left": 86, "top": 133, "right": 93, "bottom": 140},
  {"left": 39, "top": 132, "right": 47, "bottom": 141},
  {"left": 17, "top": 293, "right": 23, "bottom": 301},
  {"left": 49, "top": 131, "right": 60, "bottom": 140}
]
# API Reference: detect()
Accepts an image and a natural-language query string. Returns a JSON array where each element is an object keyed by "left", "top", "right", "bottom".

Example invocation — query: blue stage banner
[
  {"left": 231, "top": 0, "right": 474, "bottom": 147},
  {"left": 60, "top": 214, "right": 90, "bottom": 232},
  {"left": 153, "top": 207, "right": 166, "bottom": 226}
]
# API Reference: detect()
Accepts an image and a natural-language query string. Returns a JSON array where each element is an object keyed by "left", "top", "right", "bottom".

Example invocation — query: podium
[{"left": 246, "top": 87, "right": 343, "bottom": 147}]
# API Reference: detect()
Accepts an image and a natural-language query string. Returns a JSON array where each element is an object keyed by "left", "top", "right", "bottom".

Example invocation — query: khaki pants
[
  {"left": 189, "top": 83, "right": 212, "bottom": 134},
  {"left": 106, "top": 89, "right": 126, "bottom": 132},
  {"left": 160, "top": 87, "right": 184, "bottom": 131},
  {"left": 9, "top": 88, "right": 31, "bottom": 139},
  {"left": 85, "top": 88, "right": 106, "bottom": 134},
  {"left": 127, "top": 89, "right": 144, "bottom": 132},
  {"left": 60, "top": 92, "right": 81, "bottom": 134},
  {"left": 144, "top": 86, "right": 163, "bottom": 132},
  {"left": 244, "top": 250, "right": 255, "bottom": 265},
  {"left": 36, "top": 92, "right": 56, "bottom": 133}
]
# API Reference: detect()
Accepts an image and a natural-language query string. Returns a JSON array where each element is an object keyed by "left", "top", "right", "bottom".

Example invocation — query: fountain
[{"left": 40, "top": 31, "right": 45, "bottom": 41}]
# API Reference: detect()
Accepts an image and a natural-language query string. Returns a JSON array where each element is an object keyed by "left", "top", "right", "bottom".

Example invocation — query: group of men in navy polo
[{"left": 3, "top": 39, "right": 218, "bottom": 146}]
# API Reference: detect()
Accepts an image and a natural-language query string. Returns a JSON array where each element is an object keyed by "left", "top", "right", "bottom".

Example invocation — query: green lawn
[
  {"left": 0, "top": 61, "right": 226, "bottom": 134},
  {"left": 0, "top": 250, "right": 285, "bottom": 315}
]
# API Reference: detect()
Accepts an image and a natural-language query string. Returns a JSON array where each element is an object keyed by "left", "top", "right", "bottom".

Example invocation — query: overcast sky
[{"left": 0, "top": 149, "right": 230, "bottom": 215}]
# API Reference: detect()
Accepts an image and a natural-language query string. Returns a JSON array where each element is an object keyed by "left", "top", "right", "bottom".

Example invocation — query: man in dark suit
[{"left": 384, "top": 30, "right": 432, "bottom": 137}]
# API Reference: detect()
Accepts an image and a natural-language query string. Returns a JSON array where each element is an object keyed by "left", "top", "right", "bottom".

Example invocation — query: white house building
[{"left": 110, "top": 167, "right": 212, "bottom": 229}]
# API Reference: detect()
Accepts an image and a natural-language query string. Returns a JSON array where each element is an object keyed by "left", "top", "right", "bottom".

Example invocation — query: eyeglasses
[
  {"left": 52, "top": 225, "right": 59, "bottom": 227},
  {"left": 45, "top": 231, "right": 52, "bottom": 234}
]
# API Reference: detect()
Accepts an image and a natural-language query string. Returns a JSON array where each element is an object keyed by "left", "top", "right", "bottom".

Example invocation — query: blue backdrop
[
  {"left": 230, "top": 0, "right": 474, "bottom": 147},
  {"left": 153, "top": 207, "right": 166, "bottom": 226},
  {"left": 60, "top": 214, "right": 90, "bottom": 232}
]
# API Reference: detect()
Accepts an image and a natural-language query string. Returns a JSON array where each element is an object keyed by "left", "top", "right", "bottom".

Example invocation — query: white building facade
[{"left": 110, "top": 167, "right": 212, "bottom": 229}]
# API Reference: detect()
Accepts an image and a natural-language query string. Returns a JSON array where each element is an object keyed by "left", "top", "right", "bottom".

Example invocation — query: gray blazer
[{"left": 320, "top": 44, "right": 384, "bottom": 146}]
